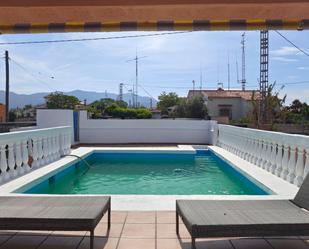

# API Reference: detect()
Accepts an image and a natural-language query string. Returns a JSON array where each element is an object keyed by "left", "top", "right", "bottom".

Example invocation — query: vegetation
[
  {"left": 247, "top": 82, "right": 286, "bottom": 127},
  {"left": 157, "top": 92, "right": 180, "bottom": 115},
  {"left": 240, "top": 82, "right": 309, "bottom": 129},
  {"left": 88, "top": 98, "right": 152, "bottom": 119},
  {"left": 157, "top": 92, "right": 208, "bottom": 119},
  {"left": 281, "top": 99, "right": 309, "bottom": 125},
  {"left": 45, "top": 92, "right": 80, "bottom": 109}
]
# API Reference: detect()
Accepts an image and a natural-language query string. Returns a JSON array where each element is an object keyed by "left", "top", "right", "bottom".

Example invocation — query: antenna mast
[
  {"left": 127, "top": 52, "right": 147, "bottom": 108},
  {"left": 118, "top": 83, "right": 124, "bottom": 101},
  {"left": 259, "top": 30, "right": 269, "bottom": 124},
  {"left": 227, "top": 54, "right": 230, "bottom": 90},
  {"left": 241, "top": 33, "right": 246, "bottom": 91}
]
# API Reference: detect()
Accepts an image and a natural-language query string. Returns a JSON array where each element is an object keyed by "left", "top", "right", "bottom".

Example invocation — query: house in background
[
  {"left": 188, "top": 88, "right": 260, "bottom": 123},
  {"left": 0, "top": 104, "right": 6, "bottom": 122}
]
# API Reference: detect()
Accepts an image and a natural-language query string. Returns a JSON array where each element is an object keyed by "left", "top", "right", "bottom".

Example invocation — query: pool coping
[{"left": 0, "top": 145, "right": 299, "bottom": 210}]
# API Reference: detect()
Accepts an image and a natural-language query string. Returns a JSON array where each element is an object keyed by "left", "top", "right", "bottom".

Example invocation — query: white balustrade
[
  {"left": 0, "top": 126, "right": 71, "bottom": 185},
  {"left": 217, "top": 124, "right": 309, "bottom": 186}
]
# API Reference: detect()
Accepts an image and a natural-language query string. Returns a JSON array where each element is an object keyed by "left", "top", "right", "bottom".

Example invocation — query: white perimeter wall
[
  {"left": 37, "top": 109, "right": 74, "bottom": 143},
  {"left": 79, "top": 111, "right": 217, "bottom": 144}
]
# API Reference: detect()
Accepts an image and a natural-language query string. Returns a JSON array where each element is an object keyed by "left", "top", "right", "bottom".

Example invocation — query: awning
[{"left": 1, "top": 0, "right": 309, "bottom": 34}]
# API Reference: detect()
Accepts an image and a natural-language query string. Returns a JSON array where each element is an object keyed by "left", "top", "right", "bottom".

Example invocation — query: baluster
[
  {"left": 304, "top": 149, "right": 309, "bottom": 179},
  {"left": 37, "top": 137, "right": 43, "bottom": 167},
  {"left": 247, "top": 138, "right": 254, "bottom": 162},
  {"left": 31, "top": 137, "right": 39, "bottom": 168},
  {"left": 287, "top": 145, "right": 297, "bottom": 184},
  {"left": 42, "top": 136, "right": 48, "bottom": 165},
  {"left": 55, "top": 135, "right": 60, "bottom": 159},
  {"left": 48, "top": 136, "right": 53, "bottom": 162},
  {"left": 52, "top": 135, "right": 57, "bottom": 161},
  {"left": 7, "top": 142, "right": 16, "bottom": 179},
  {"left": 294, "top": 147, "right": 305, "bottom": 187},
  {"left": 256, "top": 139, "right": 263, "bottom": 167},
  {"left": 275, "top": 143, "right": 283, "bottom": 177},
  {"left": 238, "top": 136, "right": 245, "bottom": 158},
  {"left": 251, "top": 139, "right": 259, "bottom": 164},
  {"left": 281, "top": 144, "right": 290, "bottom": 180},
  {"left": 66, "top": 132, "right": 71, "bottom": 155},
  {"left": 14, "top": 141, "right": 23, "bottom": 176},
  {"left": 21, "top": 139, "right": 30, "bottom": 173},
  {"left": 0, "top": 144, "right": 8, "bottom": 183},
  {"left": 262, "top": 141, "right": 270, "bottom": 169},
  {"left": 244, "top": 138, "right": 251, "bottom": 161},
  {"left": 270, "top": 142, "right": 278, "bottom": 174},
  {"left": 258, "top": 140, "right": 266, "bottom": 167}
]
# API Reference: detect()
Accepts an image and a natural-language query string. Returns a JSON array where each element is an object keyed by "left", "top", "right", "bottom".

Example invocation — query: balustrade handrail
[
  {"left": 0, "top": 126, "right": 72, "bottom": 186},
  {"left": 217, "top": 124, "right": 309, "bottom": 187},
  {"left": 0, "top": 126, "right": 71, "bottom": 140}
]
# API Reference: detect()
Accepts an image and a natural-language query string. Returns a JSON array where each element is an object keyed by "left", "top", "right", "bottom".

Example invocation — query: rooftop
[
  {"left": 188, "top": 88, "right": 260, "bottom": 101},
  {"left": 0, "top": 211, "right": 308, "bottom": 249}
]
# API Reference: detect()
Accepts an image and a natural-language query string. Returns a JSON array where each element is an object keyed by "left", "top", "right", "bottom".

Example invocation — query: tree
[
  {"left": 157, "top": 92, "right": 180, "bottom": 114},
  {"left": 45, "top": 92, "right": 80, "bottom": 109},
  {"left": 185, "top": 94, "right": 208, "bottom": 119},
  {"left": 249, "top": 82, "right": 286, "bottom": 126}
]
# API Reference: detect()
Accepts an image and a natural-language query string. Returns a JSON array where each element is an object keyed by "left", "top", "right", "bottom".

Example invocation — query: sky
[{"left": 0, "top": 30, "right": 308, "bottom": 104}]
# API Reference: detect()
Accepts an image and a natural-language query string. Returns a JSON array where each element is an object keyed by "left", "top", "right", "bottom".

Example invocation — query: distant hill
[{"left": 0, "top": 90, "right": 157, "bottom": 109}]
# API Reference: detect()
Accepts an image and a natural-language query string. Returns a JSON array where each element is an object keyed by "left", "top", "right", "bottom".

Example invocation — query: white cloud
[
  {"left": 272, "top": 57, "right": 298, "bottom": 62},
  {"left": 297, "top": 66, "right": 309, "bottom": 70},
  {"left": 271, "top": 46, "right": 306, "bottom": 56}
]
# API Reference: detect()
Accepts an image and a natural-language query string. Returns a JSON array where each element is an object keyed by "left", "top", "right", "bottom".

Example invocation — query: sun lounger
[
  {"left": 0, "top": 196, "right": 111, "bottom": 249},
  {"left": 176, "top": 174, "right": 309, "bottom": 249}
]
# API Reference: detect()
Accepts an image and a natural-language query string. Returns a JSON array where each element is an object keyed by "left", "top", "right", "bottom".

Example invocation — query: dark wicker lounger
[
  {"left": 0, "top": 196, "right": 111, "bottom": 249},
  {"left": 176, "top": 173, "right": 309, "bottom": 249}
]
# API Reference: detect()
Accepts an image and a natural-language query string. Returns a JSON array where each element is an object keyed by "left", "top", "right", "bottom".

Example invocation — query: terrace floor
[{"left": 1, "top": 211, "right": 309, "bottom": 249}]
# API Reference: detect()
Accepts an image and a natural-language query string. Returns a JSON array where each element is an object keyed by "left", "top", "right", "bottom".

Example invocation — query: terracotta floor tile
[
  {"left": 157, "top": 211, "right": 177, "bottom": 224},
  {"left": 17, "top": 230, "right": 52, "bottom": 236},
  {"left": 157, "top": 224, "right": 190, "bottom": 239},
  {"left": 0, "top": 230, "right": 18, "bottom": 235},
  {"left": 122, "top": 223, "right": 155, "bottom": 238},
  {"left": 266, "top": 238, "right": 309, "bottom": 249},
  {"left": 51, "top": 231, "right": 86, "bottom": 236},
  {"left": 77, "top": 237, "right": 119, "bottom": 249},
  {"left": 157, "top": 238, "right": 191, "bottom": 249},
  {"left": 1, "top": 235, "right": 47, "bottom": 249},
  {"left": 86, "top": 223, "right": 123, "bottom": 238},
  {"left": 117, "top": 238, "right": 155, "bottom": 249},
  {"left": 100, "top": 212, "right": 127, "bottom": 224},
  {"left": 37, "top": 235, "right": 83, "bottom": 249},
  {"left": 231, "top": 238, "right": 273, "bottom": 249},
  {"left": 126, "top": 211, "right": 156, "bottom": 223}
]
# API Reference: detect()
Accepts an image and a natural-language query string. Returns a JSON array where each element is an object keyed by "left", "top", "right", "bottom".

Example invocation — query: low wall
[
  {"left": 217, "top": 124, "right": 309, "bottom": 187},
  {"left": 79, "top": 111, "right": 217, "bottom": 144},
  {"left": 37, "top": 109, "right": 75, "bottom": 143}
]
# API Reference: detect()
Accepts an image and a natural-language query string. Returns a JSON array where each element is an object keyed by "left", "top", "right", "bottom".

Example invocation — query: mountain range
[{"left": 0, "top": 90, "right": 157, "bottom": 109}]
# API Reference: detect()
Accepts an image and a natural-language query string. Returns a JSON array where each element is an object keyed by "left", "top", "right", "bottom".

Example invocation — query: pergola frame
[{"left": 0, "top": 0, "right": 309, "bottom": 34}]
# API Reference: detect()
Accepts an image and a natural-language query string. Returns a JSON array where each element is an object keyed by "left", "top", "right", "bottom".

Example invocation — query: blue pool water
[{"left": 20, "top": 150, "right": 269, "bottom": 195}]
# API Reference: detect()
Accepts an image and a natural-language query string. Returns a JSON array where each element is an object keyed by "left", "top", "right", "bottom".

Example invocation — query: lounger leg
[
  {"left": 176, "top": 211, "right": 179, "bottom": 235},
  {"left": 191, "top": 237, "right": 196, "bottom": 249},
  {"left": 108, "top": 202, "right": 111, "bottom": 230},
  {"left": 90, "top": 230, "right": 94, "bottom": 249}
]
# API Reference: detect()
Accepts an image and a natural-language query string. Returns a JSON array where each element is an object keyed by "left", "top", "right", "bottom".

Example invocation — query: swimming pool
[{"left": 17, "top": 150, "right": 269, "bottom": 195}]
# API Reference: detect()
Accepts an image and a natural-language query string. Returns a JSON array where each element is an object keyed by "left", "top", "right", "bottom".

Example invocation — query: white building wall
[
  {"left": 79, "top": 111, "right": 217, "bottom": 144},
  {"left": 207, "top": 98, "right": 253, "bottom": 120},
  {"left": 36, "top": 109, "right": 74, "bottom": 143}
]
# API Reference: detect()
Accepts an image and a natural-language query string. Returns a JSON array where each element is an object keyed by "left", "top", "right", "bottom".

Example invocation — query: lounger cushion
[
  {"left": 176, "top": 199, "right": 309, "bottom": 238},
  {"left": 0, "top": 196, "right": 110, "bottom": 231}
]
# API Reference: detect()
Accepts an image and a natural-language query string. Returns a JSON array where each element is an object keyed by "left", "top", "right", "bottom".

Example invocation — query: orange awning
[{"left": 0, "top": 0, "right": 309, "bottom": 33}]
